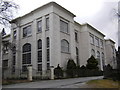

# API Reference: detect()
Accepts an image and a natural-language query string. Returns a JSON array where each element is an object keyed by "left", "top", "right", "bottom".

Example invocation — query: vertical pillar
[
  {"left": 27, "top": 65, "right": 32, "bottom": 81},
  {"left": 50, "top": 66, "right": 54, "bottom": 80}
]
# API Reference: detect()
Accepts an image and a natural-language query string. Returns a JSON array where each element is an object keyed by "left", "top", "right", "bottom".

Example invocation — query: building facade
[{"left": 1, "top": 2, "right": 116, "bottom": 78}]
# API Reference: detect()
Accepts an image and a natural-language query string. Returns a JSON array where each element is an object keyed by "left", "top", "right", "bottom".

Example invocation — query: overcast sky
[{"left": 2, "top": 0, "right": 119, "bottom": 48}]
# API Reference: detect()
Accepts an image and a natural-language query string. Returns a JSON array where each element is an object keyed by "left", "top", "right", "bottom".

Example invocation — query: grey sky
[{"left": 1, "top": 0, "right": 119, "bottom": 48}]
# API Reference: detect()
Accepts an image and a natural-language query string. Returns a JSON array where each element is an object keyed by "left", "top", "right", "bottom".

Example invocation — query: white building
[{"left": 1, "top": 2, "right": 116, "bottom": 78}]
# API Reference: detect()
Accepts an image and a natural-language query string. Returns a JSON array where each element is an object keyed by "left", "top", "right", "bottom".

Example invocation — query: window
[
  {"left": 76, "top": 47, "right": 79, "bottom": 65},
  {"left": 61, "top": 39, "right": 69, "bottom": 53},
  {"left": 38, "top": 39, "right": 42, "bottom": 71},
  {"left": 46, "top": 17, "right": 49, "bottom": 30},
  {"left": 2, "top": 60, "right": 8, "bottom": 68},
  {"left": 97, "top": 51, "right": 100, "bottom": 65},
  {"left": 38, "top": 39, "right": 42, "bottom": 62},
  {"left": 95, "top": 37, "right": 99, "bottom": 47},
  {"left": 100, "top": 39, "right": 103, "bottom": 48},
  {"left": 91, "top": 49, "right": 95, "bottom": 57},
  {"left": 112, "top": 46, "right": 114, "bottom": 54},
  {"left": 90, "top": 33, "right": 94, "bottom": 45},
  {"left": 46, "top": 37, "right": 50, "bottom": 70},
  {"left": 75, "top": 32, "right": 78, "bottom": 42},
  {"left": 13, "top": 30, "right": 16, "bottom": 39},
  {"left": 22, "top": 43, "right": 31, "bottom": 64},
  {"left": 102, "top": 52, "right": 105, "bottom": 67},
  {"left": 60, "top": 20, "right": 68, "bottom": 33},
  {"left": 23, "top": 25, "right": 31, "bottom": 37},
  {"left": 37, "top": 20, "right": 42, "bottom": 32},
  {"left": 38, "top": 64, "right": 42, "bottom": 71}
]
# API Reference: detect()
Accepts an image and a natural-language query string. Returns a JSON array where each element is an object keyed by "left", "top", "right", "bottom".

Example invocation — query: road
[{"left": 3, "top": 76, "right": 103, "bottom": 89}]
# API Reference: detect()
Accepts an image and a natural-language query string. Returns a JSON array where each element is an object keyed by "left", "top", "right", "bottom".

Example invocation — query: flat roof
[{"left": 11, "top": 2, "right": 76, "bottom": 23}]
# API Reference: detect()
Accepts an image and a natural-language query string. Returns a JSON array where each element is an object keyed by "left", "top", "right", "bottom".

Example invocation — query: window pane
[
  {"left": 95, "top": 37, "right": 99, "bottom": 46},
  {"left": 38, "top": 50, "right": 42, "bottom": 62},
  {"left": 38, "top": 39, "right": 42, "bottom": 49},
  {"left": 90, "top": 34, "right": 94, "bottom": 44},
  {"left": 22, "top": 66, "right": 27, "bottom": 72},
  {"left": 46, "top": 17, "right": 49, "bottom": 30},
  {"left": 75, "top": 32, "right": 78, "bottom": 42},
  {"left": 38, "top": 64, "right": 42, "bottom": 71},
  {"left": 3, "top": 60, "right": 8, "bottom": 68},
  {"left": 46, "top": 37, "right": 49, "bottom": 48},
  {"left": 37, "top": 20, "right": 42, "bottom": 32},
  {"left": 47, "top": 63, "right": 50, "bottom": 70},
  {"left": 23, "top": 25, "right": 31, "bottom": 37},
  {"left": 13, "top": 30, "right": 16, "bottom": 39},
  {"left": 61, "top": 39, "right": 69, "bottom": 52},
  {"left": 47, "top": 49, "right": 49, "bottom": 61},
  {"left": 23, "top": 43, "right": 31, "bottom": 53},
  {"left": 60, "top": 20, "right": 68, "bottom": 33}
]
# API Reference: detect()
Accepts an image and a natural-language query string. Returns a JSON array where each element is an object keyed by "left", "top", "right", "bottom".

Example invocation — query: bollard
[
  {"left": 27, "top": 65, "right": 32, "bottom": 81},
  {"left": 50, "top": 66, "right": 54, "bottom": 80}
]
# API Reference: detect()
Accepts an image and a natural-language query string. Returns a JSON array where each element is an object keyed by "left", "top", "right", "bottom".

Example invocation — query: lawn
[{"left": 87, "top": 79, "right": 120, "bottom": 88}]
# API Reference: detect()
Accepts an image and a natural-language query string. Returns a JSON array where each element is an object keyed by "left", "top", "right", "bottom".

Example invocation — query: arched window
[
  {"left": 38, "top": 39, "right": 42, "bottom": 71},
  {"left": 61, "top": 39, "right": 69, "bottom": 53},
  {"left": 91, "top": 49, "right": 95, "bottom": 57},
  {"left": 97, "top": 51, "right": 100, "bottom": 65},
  {"left": 38, "top": 39, "right": 42, "bottom": 62},
  {"left": 22, "top": 43, "right": 31, "bottom": 72}
]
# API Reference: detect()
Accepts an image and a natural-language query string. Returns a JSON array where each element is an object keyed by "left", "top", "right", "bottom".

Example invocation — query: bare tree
[{"left": 0, "top": 0, "right": 18, "bottom": 26}]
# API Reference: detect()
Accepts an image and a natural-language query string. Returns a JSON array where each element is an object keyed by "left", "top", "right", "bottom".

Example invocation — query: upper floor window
[
  {"left": 38, "top": 39, "right": 42, "bottom": 49},
  {"left": 75, "top": 32, "right": 78, "bottom": 42},
  {"left": 95, "top": 37, "right": 99, "bottom": 47},
  {"left": 90, "top": 34, "right": 94, "bottom": 45},
  {"left": 37, "top": 20, "right": 42, "bottom": 32},
  {"left": 23, "top": 25, "right": 31, "bottom": 37},
  {"left": 100, "top": 39, "right": 103, "bottom": 48},
  {"left": 46, "top": 37, "right": 50, "bottom": 48},
  {"left": 60, "top": 20, "right": 68, "bottom": 33},
  {"left": 46, "top": 17, "right": 49, "bottom": 30},
  {"left": 61, "top": 39, "right": 69, "bottom": 53}
]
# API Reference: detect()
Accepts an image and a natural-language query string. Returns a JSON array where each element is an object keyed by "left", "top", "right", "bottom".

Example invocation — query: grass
[{"left": 87, "top": 79, "right": 120, "bottom": 88}]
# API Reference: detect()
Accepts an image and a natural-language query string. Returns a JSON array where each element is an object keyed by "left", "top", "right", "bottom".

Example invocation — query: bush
[
  {"left": 54, "top": 64, "right": 63, "bottom": 79},
  {"left": 86, "top": 55, "right": 99, "bottom": 70},
  {"left": 66, "top": 59, "right": 77, "bottom": 78}
]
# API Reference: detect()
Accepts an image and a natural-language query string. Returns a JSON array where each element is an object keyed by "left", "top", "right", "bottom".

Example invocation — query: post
[
  {"left": 27, "top": 65, "right": 32, "bottom": 81},
  {"left": 50, "top": 66, "right": 54, "bottom": 80}
]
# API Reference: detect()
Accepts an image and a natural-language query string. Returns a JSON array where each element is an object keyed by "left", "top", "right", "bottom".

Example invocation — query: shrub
[
  {"left": 86, "top": 55, "right": 99, "bottom": 70},
  {"left": 66, "top": 59, "right": 76, "bottom": 78},
  {"left": 54, "top": 64, "right": 63, "bottom": 79}
]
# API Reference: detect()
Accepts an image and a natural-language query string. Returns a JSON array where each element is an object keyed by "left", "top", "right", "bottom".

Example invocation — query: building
[
  {"left": 105, "top": 39, "right": 117, "bottom": 69},
  {"left": 1, "top": 2, "right": 117, "bottom": 78}
]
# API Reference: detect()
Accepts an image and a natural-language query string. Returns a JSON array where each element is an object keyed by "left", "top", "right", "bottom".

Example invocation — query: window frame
[
  {"left": 23, "top": 25, "right": 32, "bottom": 38},
  {"left": 61, "top": 39, "right": 69, "bottom": 53}
]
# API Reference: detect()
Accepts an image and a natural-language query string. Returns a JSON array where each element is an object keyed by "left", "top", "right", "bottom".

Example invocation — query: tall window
[
  {"left": 61, "top": 39, "right": 69, "bottom": 53},
  {"left": 12, "top": 46, "right": 16, "bottom": 73},
  {"left": 60, "top": 20, "right": 68, "bottom": 33},
  {"left": 23, "top": 25, "right": 31, "bottom": 37},
  {"left": 76, "top": 47, "right": 79, "bottom": 65},
  {"left": 46, "top": 37, "right": 50, "bottom": 70},
  {"left": 37, "top": 20, "right": 42, "bottom": 32},
  {"left": 46, "top": 17, "right": 49, "bottom": 30},
  {"left": 38, "top": 39, "right": 42, "bottom": 62},
  {"left": 90, "top": 34, "right": 94, "bottom": 45},
  {"left": 97, "top": 51, "right": 100, "bottom": 65},
  {"left": 75, "top": 32, "right": 78, "bottom": 42},
  {"left": 95, "top": 37, "right": 99, "bottom": 47},
  {"left": 91, "top": 49, "right": 95, "bottom": 57},
  {"left": 102, "top": 52, "right": 105, "bottom": 67},
  {"left": 38, "top": 39, "right": 42, "bottom": 71},
  {"left": 22, "top": 43, "right": 31, "bottom": 72}
]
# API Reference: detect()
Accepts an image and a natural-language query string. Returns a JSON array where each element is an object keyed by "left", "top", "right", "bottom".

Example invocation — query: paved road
[{"left": 3, "top": 76, "right": 103, "bottom": 88}]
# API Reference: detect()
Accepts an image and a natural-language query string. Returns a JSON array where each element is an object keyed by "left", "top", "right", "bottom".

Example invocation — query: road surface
[{"left": 3, "top": 76, "right": 103, "bottom": 89}]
